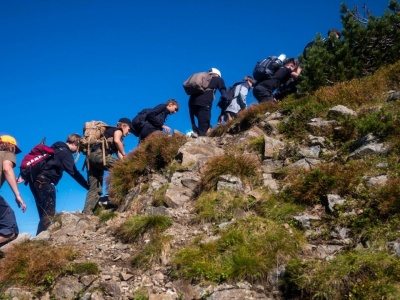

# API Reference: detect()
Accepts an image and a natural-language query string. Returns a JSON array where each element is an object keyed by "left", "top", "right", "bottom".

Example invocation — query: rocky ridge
[{"left": 1, "top": 105, "right": 391, "bottom": 300}]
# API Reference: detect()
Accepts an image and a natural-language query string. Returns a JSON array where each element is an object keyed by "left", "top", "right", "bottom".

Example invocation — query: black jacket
[
  {"left": 40, "top": 141, "right": 89, "bottom": 189},
  {"left": 140, "top": 104, "right": 170, "bottom": 140},
  {"left": 188, "top": 76, "right": 227, "bottom": 107}
]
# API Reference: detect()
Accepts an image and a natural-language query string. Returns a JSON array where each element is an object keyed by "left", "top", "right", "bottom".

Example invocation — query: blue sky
[{"left": 0, "top": 0, "right": 389, "bottom": 236}]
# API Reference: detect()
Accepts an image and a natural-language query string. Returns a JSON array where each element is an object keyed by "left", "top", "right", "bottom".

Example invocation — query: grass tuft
[
  {"left": 115, "top": 215, "right": 173, "bottom": 244},
  {"left": 199, "top": 152, "right": 262, "bottom": 193}
]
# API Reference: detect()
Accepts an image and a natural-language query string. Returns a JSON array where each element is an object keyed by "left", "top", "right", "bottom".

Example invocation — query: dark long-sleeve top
[
  {"left": 40, "top": 141, "right": 89, "bottom": 189},
  {"left": 189, "top": 76, "right": 227, "bottom": 107}
]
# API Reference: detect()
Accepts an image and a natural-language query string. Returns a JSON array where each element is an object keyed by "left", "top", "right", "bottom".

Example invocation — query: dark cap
[{"left": 118, "top": 118, "right": 133, "bottom": 131}]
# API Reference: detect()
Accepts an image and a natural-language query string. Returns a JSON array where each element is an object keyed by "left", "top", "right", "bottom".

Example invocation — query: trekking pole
[{"left": 40, "top": 137, "right": 46, "bottom": 145}]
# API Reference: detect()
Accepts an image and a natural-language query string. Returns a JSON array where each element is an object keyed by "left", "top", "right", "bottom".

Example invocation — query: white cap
[
  {"left": 278, "top": 54, "right": 286, "bottom": 61},
  {"left": 209, "top": 68, "right": 221, "bottom": 77}
]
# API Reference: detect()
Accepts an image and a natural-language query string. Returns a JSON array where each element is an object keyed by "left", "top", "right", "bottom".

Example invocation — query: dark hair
[
  {"left": 328, "top": 28, "right": 341, "bottom": 38},
  {"left": 283, "top": 58, "right": 296, "bottom": 66},
  {"left": 243, "top": 76, "right": 255, "bottom": 85},
  {"left": 166, "top": 99, "right": 179, "bottom": 111}
]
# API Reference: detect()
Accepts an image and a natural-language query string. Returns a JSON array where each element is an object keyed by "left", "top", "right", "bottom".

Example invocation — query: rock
[
  {"left": 217, "top": 175, "right": 244, "bottom": 192},
  {"left": 327, "top": 194, "right": 346, "bottom": 212},
  {"left": 293, "top": 214, "right": 321, "bottom": 229},
  {"left": 288, "top": 158, "right": 320, "bottom": 171},
  {"left": 177, "top": 138, "right": 224, "bottom": 170},
  {"left": 264, "top": 136, "right": 285, "bottom": 158},
  {"left": 327, "top": 105, "right": 357, "bottom": 118},
  {"left": 262, "top": 159, "right": 284, "bottom": 174},
  {"left": 52, "top": 276, "right": 84, "bottom": 300},
  {"left": 365, "top": 175, "right": 388, "bottom": 187}
]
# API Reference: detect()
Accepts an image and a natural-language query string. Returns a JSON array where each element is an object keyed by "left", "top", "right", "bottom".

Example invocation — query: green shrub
[
  {"left": 172, "top": 216, "right": 303, "bottom": 283},
  {"left": 108, "top": 134, "right": 187, "bottom": 204},
  {"left": 281, "top": 162, "right": 364, "bottom": 205},
  {"left": 283, "top": 250, "right": 400, "bottom": 299}
]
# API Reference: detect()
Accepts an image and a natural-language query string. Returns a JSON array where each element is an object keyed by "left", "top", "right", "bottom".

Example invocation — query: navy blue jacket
[
  {"left": 40, "top": 141, "right": 89, "bottom": 189},
  {"left": 140, "top": 104, "right": 171, "bottom": 140}
]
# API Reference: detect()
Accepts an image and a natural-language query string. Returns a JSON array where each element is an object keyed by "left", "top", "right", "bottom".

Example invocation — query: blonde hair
[{"left": 0, "top": 143, "right": 16, "bottom": 153}]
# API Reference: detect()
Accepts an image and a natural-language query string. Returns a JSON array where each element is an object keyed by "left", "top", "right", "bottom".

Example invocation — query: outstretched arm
[{"left": 3, "top": 160, "right": 26, "bottom": 212}]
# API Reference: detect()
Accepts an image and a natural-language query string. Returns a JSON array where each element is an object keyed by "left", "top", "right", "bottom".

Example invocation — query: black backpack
[
  {"left": 131, "top": 108, "right": 153, "bottom": 137},
  {"left": 252, "top": 56, "right": 283, "bottom": 82}
]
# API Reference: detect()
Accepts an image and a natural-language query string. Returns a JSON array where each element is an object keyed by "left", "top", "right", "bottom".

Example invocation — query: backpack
[
  {"left": 217, "top": 82, "right": 241, "bottom": 111},
  {"left": 252, "top": 56, "right": 283, "bottom": 82},
  {"left": 79, "top": 121, "right": 111, "bottom": 155},
  {"left": 182, "top": 72, "right": 213, "bottom": 95},
  {"left": 131, "top": 108, "right": 153, "bottom": 137},
  {"left": 20, "top": 140, "right": 54, "bottom": 184}
]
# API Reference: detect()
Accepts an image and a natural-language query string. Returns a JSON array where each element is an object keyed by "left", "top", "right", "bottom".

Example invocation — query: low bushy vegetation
[
  {"left": 131, "top": 234, "right": 172, "bottom": 269},
  {"left": 108, "top": 133, "right": 187, "bottom": 204},
  {"left": 209, "top": 102, "right": 279, "bottom": 137},
  {"left": 0, "top": 240, "right": 77, "bottom": 292},
  {"left": 280, "top": 161, "right": 365, "bottom": 205},
  {"left": 172, "top": 216, "right": 304, "bottom": 283},
  {"left": 194, "top": 190, "right": 257, "bottom": 223},
  {"left": 283, "top": 251, "right": 400, "bottom": 299},
  {"left": 279, "top": 60, "right": 400, "bottom": 145},
  {"left": 115, "top": 215, "right": 172, "bottom": 244},
  {"left": 198, "top": 152, "right": 262, "bottom": 193}
]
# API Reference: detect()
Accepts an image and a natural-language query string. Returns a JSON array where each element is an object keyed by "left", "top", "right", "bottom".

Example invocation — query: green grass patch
[
  {"left": 194, "top": 190, "right": 257, "bottom": 223},
  {"left": 283, "top": 250, "right": 400, "bottom": 299},
  {"left": 115, "top": 215, "right": 173, "bottom": 244},
  {"left": 172, "top": 216, "right": 303, "bottom": 283},
  {"left": 98, "top": 210, "right": 117, "bottom": 223},
  {"left": 131, "top": 234, "right": 172, "bottom": 269}
]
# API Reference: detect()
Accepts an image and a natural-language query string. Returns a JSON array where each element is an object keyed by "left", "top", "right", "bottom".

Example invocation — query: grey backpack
[{"left": 183, "top": 72, "right": 213, "bottom": 95}]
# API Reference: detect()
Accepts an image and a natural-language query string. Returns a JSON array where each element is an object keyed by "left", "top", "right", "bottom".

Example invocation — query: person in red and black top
[
  {"left": 139, "top": 99, "right": 179, "bottom": 142},
  {"left": 29, "top": 133, "right": 89, "bottom": 235},
  {"left": 188, "top": 68, "right": 227, "bottom": 136},
  {"left": 253, "top": 58, "right": 301, "bottom": 103}
]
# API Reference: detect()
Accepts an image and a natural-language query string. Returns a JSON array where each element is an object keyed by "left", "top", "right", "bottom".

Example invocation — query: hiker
[
  {"left": 0, "top": 135, "right": 27, "bottom": 247},
  {"left": 83, "top": 118, "right": 132, "bottom": 214},
  {"left": 253, "top": 58, "right": 302, "bottom": 103},
  {"left": 139, "top": 99, "right": 179, "bottom": 142},
  {"left": 218, "top": 76, "right": 255, "bottom": 123},
  {"left": 188, "top": 68, "right": 227, "bottom": 136},
  {"left": 27, "top": 133, "right": 88, "bottom": 235},
  {"left": 303, "top": 28, "right": 342, "bottom": 59},
  {"left": 274, "top": 59, "right": 301, "bottom": 101}
]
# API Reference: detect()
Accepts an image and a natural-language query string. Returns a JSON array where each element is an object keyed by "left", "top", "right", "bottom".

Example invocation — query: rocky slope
[{"left": 1, "top": 102, "right": 396, "bottom": 300}]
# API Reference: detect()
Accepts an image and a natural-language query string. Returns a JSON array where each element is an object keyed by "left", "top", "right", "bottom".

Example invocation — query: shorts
[{"left": 0, "top": 195, "right": 19, "bottom": 237}]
